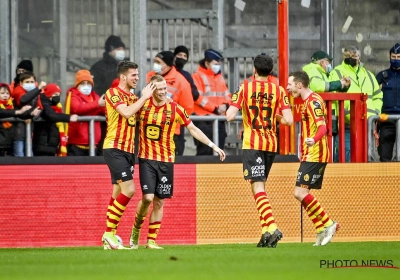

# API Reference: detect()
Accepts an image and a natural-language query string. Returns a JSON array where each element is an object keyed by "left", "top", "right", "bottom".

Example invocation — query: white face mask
[
  {"left": 211, "top": 64, "right": 221, "bottom": 74},
  {"left": 114, "top": 50, "right": 125, "bottom": 61},
  {"left": 326, "top": 63, "right": 332, "bottom": 73},
  {"left": 78, "top": 85, "right": 92, "bottom": 95},
  {"left": 153, "top": 63, "right": 163, "bottom": 74},
  {"left": 22, "top": 83, "right": 36, "bottom": 92}
]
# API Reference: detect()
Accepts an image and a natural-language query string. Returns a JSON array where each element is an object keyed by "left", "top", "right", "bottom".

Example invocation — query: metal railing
[{"left": 368, "top": 115, "right": 400, "bottom": 162}]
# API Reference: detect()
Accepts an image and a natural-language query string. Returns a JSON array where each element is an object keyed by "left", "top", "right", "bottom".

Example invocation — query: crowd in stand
[{"left": 0, "top": 35, "right": 399, "bottom": 161}]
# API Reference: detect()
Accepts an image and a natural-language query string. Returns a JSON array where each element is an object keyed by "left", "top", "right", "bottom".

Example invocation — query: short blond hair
[{"left": 149, "top": 74, "right": 165, "bottom": 83}]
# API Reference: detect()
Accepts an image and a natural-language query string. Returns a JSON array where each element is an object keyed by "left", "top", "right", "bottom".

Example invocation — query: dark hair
[
  {"left": 254, "top": 55, "right": 273, "bottom": 77},
  {"left": 149, "top": 75, "right": 165, "bottom": 83},
  {"left": 117, "top": 61, "right": 138, "bottom": 76},
  {"left": 18, "top": 72, "right": 36, "bottom": 83},
  {"left": 289, "top": 71, "right": 310, "bottom": 88},
  {"left": 199, "top": 57, "right": 214, "bottom": 68}
]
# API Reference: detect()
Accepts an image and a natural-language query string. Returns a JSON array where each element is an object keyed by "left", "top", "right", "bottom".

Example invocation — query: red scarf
[{"left": 0, "top": 98, "right": 14, "bottom": 129}]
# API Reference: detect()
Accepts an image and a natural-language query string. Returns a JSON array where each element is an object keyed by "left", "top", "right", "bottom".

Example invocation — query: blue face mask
[
  {"left": 22, "top": 83, "right": 36, "bottom": 92},
  {"left": 390, "top": 59, "right": 400, "bottom": 70},
  {"left": 326, "top": 64, "right": 332, "bottom": 73}
]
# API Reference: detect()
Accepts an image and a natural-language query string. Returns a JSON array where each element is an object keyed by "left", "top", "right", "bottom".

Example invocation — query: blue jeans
[
  {"left": 334, "top": 130, "right": 350, "bottom": 162},
  {"left": 13, "top": 140, "right": 25, "bottom": 157}
]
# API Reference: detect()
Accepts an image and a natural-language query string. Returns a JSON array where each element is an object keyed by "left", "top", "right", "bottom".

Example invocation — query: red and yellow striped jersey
[
  {"left": 103, "top": 87, "right": 138, "bottom": 153},
  {"left": 300, "top": 92, "right": 330, "bottom": 162},
  {"left": 137, "top": 99, "right": 191, "bottom": 162},
  {"left": 231, "top": 80, "right": 291, "bottom": 151}
]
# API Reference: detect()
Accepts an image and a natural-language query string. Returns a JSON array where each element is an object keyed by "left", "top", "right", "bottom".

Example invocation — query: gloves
[{"left": 379, "top": 113, "right": 388, "bottom": 122}]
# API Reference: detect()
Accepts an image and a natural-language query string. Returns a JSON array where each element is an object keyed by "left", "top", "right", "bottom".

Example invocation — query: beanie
[
  {"left": 16, "top": 60, "right": 34, "bottom": 73},
  {"left": 105, "top": 35, "right": 126, "bottom": 53},
  {"left": 43, "top": 83, "right": 61, "bottom": 98},
  {"left": 156, "top": 51, "right": 174, "bottom": 67},
  {"left": 174, "top": 45, "right": 189, "bottom": 59},
  {"left": 75, "top": 70, "right": 94, "bottom": 87},
  {"left": 204, "top": 49, "right": 223, "bottom": 61},
  {"left": 390, "top": 43, "right": 400, "bottom": 55}
]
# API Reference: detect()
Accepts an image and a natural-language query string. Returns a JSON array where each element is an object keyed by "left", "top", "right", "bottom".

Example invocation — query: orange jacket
[
  {"left": 192, "top": 65, "right": 231, "bottom": 116},
  {"left": 146, "top": 66, "right": 194, "bottom": 135},
  {"left": 245, "top": 74, "right": 279, "bottom": 85}
]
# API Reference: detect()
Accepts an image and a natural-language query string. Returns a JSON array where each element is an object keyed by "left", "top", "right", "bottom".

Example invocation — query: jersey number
[{"left": 249, "top": 105, "right": 272, "bottom": 130}]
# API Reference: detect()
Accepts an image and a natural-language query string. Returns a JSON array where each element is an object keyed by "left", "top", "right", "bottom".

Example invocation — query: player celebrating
[
  {"left": 287, "top": 71, "right": 339, "bottom": 246},
  {"left": 102, "top": 61, "right": 156, "bottom": 250},
  {"left": 226, "top": 54, "right": 293, "bottom": 248},
  {"left": 129, "top": 75, "right": 225, "bottom": 249}
]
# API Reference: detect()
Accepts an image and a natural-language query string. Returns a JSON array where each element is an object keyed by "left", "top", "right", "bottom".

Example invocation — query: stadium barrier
[
  {"left": 368, "top": 115, "right": 400, "bottom": 161},
  {"left": 0, "top": 160, "right": 399, "bottom": 248}
]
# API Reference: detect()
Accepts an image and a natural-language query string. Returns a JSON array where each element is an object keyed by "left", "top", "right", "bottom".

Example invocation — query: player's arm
[
  {"left": 186, "top": 122, "right": 226, "bottom": 161},
  {"left": 226, "top": 106, "right": 239, "bottom": 122},
  {"left": 115, "top": 83, "right": 155, "bottom": 119},
  {"left": 305, "top": 120, "right": 327, "bottom": 147},
  {"left": 276, "top": 108, "right": 293, "bottom": 126}
]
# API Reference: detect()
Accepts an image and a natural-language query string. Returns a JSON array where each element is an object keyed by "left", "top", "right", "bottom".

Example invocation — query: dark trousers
[
  {"left": 193, "top": 121, "right": 226, "bottom": 155},
  {"left": 378, "top": 122, "right": 396, "bottom": 162},
  {"left": 174, "top": 126, "right": 186, "bottom": 156}
]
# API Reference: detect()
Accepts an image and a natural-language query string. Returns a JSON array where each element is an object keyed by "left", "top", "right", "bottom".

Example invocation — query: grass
[{"left": 1, "top": 242, "right": 399, "bottom": 280}]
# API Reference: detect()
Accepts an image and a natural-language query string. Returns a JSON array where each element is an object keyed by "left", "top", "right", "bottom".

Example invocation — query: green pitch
[{"left": 1, "top": 242, "right": 399, "bottom": 280}]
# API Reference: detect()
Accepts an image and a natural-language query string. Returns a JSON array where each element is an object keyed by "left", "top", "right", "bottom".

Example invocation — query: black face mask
[
  {"left": 175, "top": 58, "right": 187, "bottom": 69},
  {"left": 344, "top": 57, "right": 358, "bottom": 67},
  {"left": 51, "top": 96, "right": 60, "bottom": 105}
]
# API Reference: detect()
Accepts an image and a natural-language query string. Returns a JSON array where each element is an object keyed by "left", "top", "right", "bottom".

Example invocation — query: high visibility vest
[{"left": 192, "top": 65, "right": 231, "bottom": 116}]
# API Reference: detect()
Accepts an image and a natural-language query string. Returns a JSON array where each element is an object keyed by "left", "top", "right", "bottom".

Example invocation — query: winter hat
[
  {"left": 16, "top": 60, "right": 34, "bottom": 73},
  {"left": 174, "top": 45, "right": 189, "bottom": 59},
  {"left": 105, "top": 35, "right": 126, "bottom": 53},
  {"left": 43, "top": 83, "right": 61, "bottom": 98},
  {"left": 75, "top": 70, "right": 94, "bottom": 87},
  {"left": 204, "top": 49, "right": 223, "bottom": 61},
  {"left": 156, "top": 51, "right": 174, "bottom": 67}
]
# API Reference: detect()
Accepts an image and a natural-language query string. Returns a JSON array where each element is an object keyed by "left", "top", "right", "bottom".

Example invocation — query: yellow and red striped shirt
[
  {"left": 300, "top": 92, "right": 330, "bottom": 162},
  {"left": 231, "top": 80, "right": 290, "bottom": 151},
  {"left": 137, "top": 99, "right": 191, "bottom": 162},
  {"left": 103, "top": 87, "right": 138, "bottom": 153}
]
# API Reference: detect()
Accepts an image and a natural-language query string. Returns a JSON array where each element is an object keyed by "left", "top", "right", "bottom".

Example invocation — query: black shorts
[
  {"left": 103, "top": 148, "right": 135, "bottom": 184},
  {"left": 139, "top": 158, "right": 174, "bottom": 199},
  {"left": 242, "top": 150, "right": 276, "bottom": 182},
  {"left": 295, "top": 162, "right": 327, "bottom": 189}
]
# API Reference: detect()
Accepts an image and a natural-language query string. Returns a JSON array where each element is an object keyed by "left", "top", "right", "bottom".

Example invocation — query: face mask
[
  {"left": 211, "top": 64, "right": 221, "bottom": 74},
  {"left": 114, "top": 50, "right": 125, "bottom": 61},
  {"left": 344, "top": 57, "right": 358, "bottom": 67},
  {"left": 78, "top": 85, "right": 92, "bottom": 95},
  {"left": 175, "top": 58, "right": 187, "bottom": 69},
  {"left": 153, "top": 63, "right": 163, "bottom": 74},
  {"left": 51, "top": 95, "right": 60, "bottom": 105},
  {"left": 22, "top": 83, "right": 36, "bottom": 92},
  {"left": 326, "top": 64, "right": 332, "bottom": 73},
  {"left": 390, "top": 59, "right": 400, "bottom": 70}
]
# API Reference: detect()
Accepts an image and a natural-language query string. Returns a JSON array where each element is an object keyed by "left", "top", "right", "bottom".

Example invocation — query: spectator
[
  {"left": 376, "top": 43, "right": 400, "bottom": 162},
  {"left": 90, "top": 35, "right": 126, "bottom": 155},
  {"left": 192, "top": 49, "right": 231, "bottom": 155},
  {"left": 11, "top": 72, "right": 46, "bottom": 157},
  {"left": 33, "top": 83, "right": 78, "bottom": 156},
  {"left": 146, "top": 51, "right": 194, "bottom": 155},
  {"left": 9, "top": 60, "right": 34, "bottom": 94},
  {"left": 65, "top": 70, "right": 106, "bottom": 156},
  {"left": 329, "top": 46, "right": 382, "bottom": 162},
  {"left": 0, "top": 83, "right": 40, "bottom": 156},
  {"left": 303, "top": 50, "right": 351, "bottom": 137}
]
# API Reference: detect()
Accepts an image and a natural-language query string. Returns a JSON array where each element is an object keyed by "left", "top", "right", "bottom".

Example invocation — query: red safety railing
[{"left": 292, "top": 93, "right": 368, "bottom": 163}]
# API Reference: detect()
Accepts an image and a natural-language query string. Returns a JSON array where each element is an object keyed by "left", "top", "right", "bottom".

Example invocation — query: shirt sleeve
[
  {"left": 279, "top": 86, "right": 291, "bottom": 111},
  {"left": 230, "top": 83, "right": 244, "bottom": 109},
  {"left": 176, "top": 104, "right": 192, "bottom": 127},
  {"left": 308, "top": 97, "right": 326, "bottom": 125},
  {"left": 105, "top": 88, "right": 125, "bottom": 109}
]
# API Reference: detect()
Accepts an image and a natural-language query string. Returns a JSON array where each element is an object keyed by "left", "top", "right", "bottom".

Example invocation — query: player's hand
[
  {"left": 305, "top": 137, "right": 315, "bottom": 147},
  {"left": 70, "top": 114, "right": 78, "bottom": 122},
  {"left": 98, "top": 94, "right": 106, "bottom": 107},
  {"left": 237, "top": 127, "right": 243, "bottom": 140},
  {"left": 212, "top": 145, "right": 226, "bottom": 161},
  {"left": 276, "top": 114, "right": 282, "bottom": 123},
  {"left": 379, "top": 113, "right": 388, "bottom": 122},
  {"left": 142, "top": 83, "right": 156, "bottom": 99},
  {"left": 217, "top": 104, "right": 227, "bottom": 115},
  {"left": 16, "top": 105, "right": 32, "bottom": 115}
]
